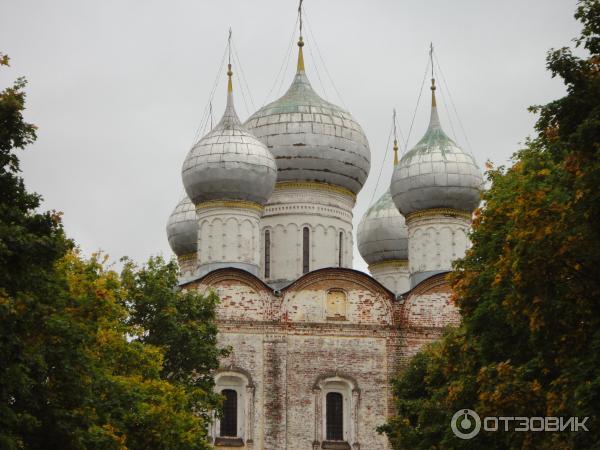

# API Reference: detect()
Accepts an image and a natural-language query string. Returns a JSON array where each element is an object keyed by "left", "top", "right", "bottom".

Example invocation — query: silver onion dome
[
  {"left": 358, "top": 190, "right": 408, "bottom": 265},
  {"left": 244, "top": 38, "right": 370, "bottom": 195},
  {"left": 182, "top": 65, "right": 277, "bottom": 206},
  {"left": 166, "top": 196, "right": 197, "bottom": 256},
  {"left": 390, "top": 80, "right": 483, "bottom": 216}
]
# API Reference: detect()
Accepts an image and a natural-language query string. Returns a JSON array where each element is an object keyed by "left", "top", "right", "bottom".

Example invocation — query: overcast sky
[{"left": 0, "top": 0, "right": 582, "bottom": 273}]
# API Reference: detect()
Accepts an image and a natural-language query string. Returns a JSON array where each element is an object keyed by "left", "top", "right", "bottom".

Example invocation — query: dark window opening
[
  {"left": 326, "top": 392, "right": 344, "bottom": 441},
  {"left": 302, "top": 227, "right": 310, "bottom": 274},
  {"left": 220, "top": 389, "right": 237, "bottom": 437},
  {"left": 264, "top": 230, "right": 271, "bottom": 278},
  {"left": 338, "top": 232, "right": 343, "bottom": 267}
]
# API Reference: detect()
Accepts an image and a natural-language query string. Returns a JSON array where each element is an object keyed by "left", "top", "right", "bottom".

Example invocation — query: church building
[{"left": 166, "top": 16, "right": 483, "bottom": 450}]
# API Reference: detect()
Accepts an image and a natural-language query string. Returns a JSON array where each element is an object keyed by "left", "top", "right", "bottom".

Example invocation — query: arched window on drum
[
  {"left": 264, "top": 229, "right": 271, "bottom": 279},
  {"left": 338, "top": 231, "right": 343, "bottom": 267},
  {"left": 303, "top": 227, "right": 310, "bottom": 274}
]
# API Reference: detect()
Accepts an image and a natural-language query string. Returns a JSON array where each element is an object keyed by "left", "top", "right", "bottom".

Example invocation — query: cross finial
[
  {"left": 298, "top": 0, "right": 304, "bottom": 38},
  {"left": 429, "top": 42, "right": 435, "bottom": 84},
  {"left": 228, "top": 28, "right": 232, "bottom": 65}
]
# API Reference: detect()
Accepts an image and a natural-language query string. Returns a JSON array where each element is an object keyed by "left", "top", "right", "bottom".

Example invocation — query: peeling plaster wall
[
  {"left": 186, "top": 269, "right": 458, "bottom": 450},
  {"left": 396, "top": 273, "right": 462, "bottom": 366},
  {"left": 400, "top": 292, "right": 461, "bottom": 329},
  {"left": 285, "top": 333, "right": 390, "bottom": 450},
  {"left": 281, "top": 288, "right": 392, "bottom": 325}
]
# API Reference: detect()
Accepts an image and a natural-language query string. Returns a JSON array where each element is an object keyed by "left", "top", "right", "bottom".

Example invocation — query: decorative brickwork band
[
  {"left": 405, "top": 207, "right": 472, "bottom": 224},
  {"left": 195, "top": 199, "right": 264, "bottom": 212},
  {"left": 368, "top": 259, "right": 408, "bottom": 271},
  {"left": 177, "top": 252, "right": 196, "bottom": 263},
  {"left": 275, "top": 181, "right": 357, "bottom": 201},
  {"left": 177, "top": 252, "right": 197, "bottom": 278}
]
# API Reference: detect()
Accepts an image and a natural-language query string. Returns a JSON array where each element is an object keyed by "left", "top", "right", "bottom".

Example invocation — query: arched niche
[
  {"left": 213, "top": 369, "right": 255, "bottom": 447},
  {"left": 312, "top": 374, "right": 360, "bottom": 449}
]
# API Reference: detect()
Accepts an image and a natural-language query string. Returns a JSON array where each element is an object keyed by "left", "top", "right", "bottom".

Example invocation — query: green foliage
[
  {"left": 0, "top": 51, "right": 73, "bottom": 449},
  {"left": 49, "top": 253, "right": 217, "bottom": 450},
  {"left": 382, "top": 1, "right": 600, "bottom": 449},
  {"left": 122, "top": 256, "right": 228, "bottom": 424},
  {"left": 0, "top": 54, "right": 221, "bottom": 449}
]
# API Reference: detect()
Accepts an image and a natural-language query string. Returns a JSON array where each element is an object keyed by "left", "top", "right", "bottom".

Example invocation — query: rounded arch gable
[
  {"left": 195, "top": 268, "right": 273, "bottom": 321},
  {"left": 280, "top": 268, "right": 395, "bottom": 325}
]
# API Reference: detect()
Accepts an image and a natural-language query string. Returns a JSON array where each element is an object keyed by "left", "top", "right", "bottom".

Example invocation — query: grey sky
[{"left": 0, "top": 0, "right": 582, "bottom": 273}]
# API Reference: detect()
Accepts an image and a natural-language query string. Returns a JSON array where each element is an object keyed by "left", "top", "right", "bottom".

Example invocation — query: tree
[
  {"left": 0, "top": 52, "right": 74, "bottom": 449},
  {"left": 57, "top": 252, "right": 218, "bottom": 450},
  {"left": 382, "top": 1, "right": 600, "bottom": 448},
  {"left": 122, "top": 256, "right": 228, "bottom": 429},
  {"left": 0, "top": 55, "right": 222, "bottom": 449}
]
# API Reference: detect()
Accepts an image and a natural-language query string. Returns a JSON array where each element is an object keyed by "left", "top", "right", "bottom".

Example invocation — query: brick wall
[{"left": 185, "top": 267, "right": 458, "bottom": 450}]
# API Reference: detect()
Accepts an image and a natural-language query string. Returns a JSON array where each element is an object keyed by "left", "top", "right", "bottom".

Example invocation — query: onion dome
[
  {"left": 182, "top": 64, "right": 277, "bottom": 206},
  {"left": 358, "top": 189, "right": 408, "bottom": 265},
  {"left": 390, "top": 78, "right": 483, "bottom": 216},
  {"left": 166, "top": 196, "right": 197, "bottom": 257},
  {"left": 244, "top": 36, "right": 371, "bottom": 195}
]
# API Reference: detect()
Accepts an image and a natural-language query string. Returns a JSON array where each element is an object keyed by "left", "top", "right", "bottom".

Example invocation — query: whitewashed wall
[
  {"left": 196, "top": 205, "right": 262, "bottom": 276},
  {"left": 260, "top": 184, "right": 354, "bottom": 283},
  {"left": 406, "top": 212, "right": 471, "bottom": 277}
]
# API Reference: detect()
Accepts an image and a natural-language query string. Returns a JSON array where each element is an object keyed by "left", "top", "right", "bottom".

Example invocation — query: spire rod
[
  {"left": 429, "top": 42, "right": 436, "bottom": 107},
  {"left": 218, "top": 28, "right": 240, "bottom": 128},
  {"left": 426, "top": 43, "right": 442, "bottom": 130},
  {"left": 297, "top": 0, "right": 305, "bottom": 72},
  {"left": 227, "top": 28, "right": 233, "bottom": 93},
  {"left": 393, "top": 109, "right": 399, "bottom": 166}
]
